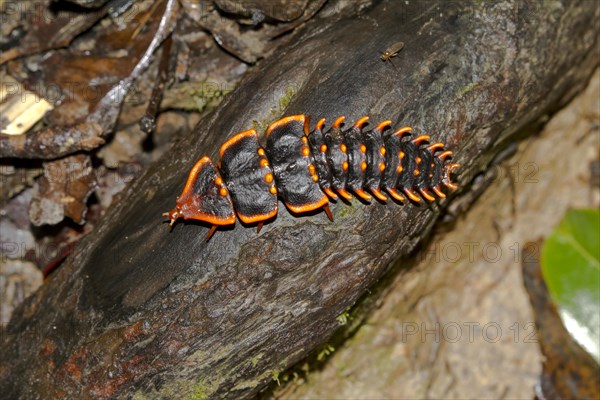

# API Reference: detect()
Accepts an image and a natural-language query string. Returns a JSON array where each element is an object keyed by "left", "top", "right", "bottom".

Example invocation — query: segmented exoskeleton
[{"left": 163, "top": 115, "right": 459, "bottom": 239}]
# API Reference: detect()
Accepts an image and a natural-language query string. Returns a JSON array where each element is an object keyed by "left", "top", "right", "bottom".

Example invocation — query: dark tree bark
[{"left": 1, "top": 1, "right": 598, "bottom": 398}]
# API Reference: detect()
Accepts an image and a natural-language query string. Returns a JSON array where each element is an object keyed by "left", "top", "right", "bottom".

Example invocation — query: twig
[
  {"left": 0, "top": 122, "right": 104, "bottom": 159},
  {"left": 139, "top": 33, "right": 174, "bottom": 135}
]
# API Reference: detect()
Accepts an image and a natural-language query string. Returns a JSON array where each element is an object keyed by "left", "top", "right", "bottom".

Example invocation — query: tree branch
[{"left": 1, "top": 1, "right": 598, "bottom": 398}]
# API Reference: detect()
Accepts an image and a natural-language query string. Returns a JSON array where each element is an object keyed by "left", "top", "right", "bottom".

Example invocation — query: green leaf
[{"left": 541, "top": 208, "right": 600, "bottom": 362}]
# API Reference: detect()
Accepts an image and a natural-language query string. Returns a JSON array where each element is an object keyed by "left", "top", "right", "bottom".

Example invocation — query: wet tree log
[{"left": 1, "top": 0, "right": 598, "bottom": 398}]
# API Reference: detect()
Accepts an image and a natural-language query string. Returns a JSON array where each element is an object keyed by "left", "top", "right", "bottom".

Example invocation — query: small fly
[{"left": 380, "top": 41, "right": 404, "bottom": 68}]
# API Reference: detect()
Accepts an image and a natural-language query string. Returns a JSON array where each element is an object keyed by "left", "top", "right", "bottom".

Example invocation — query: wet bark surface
[{"left": 1, "top": 1, "right": 598, "bottom": 398}]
